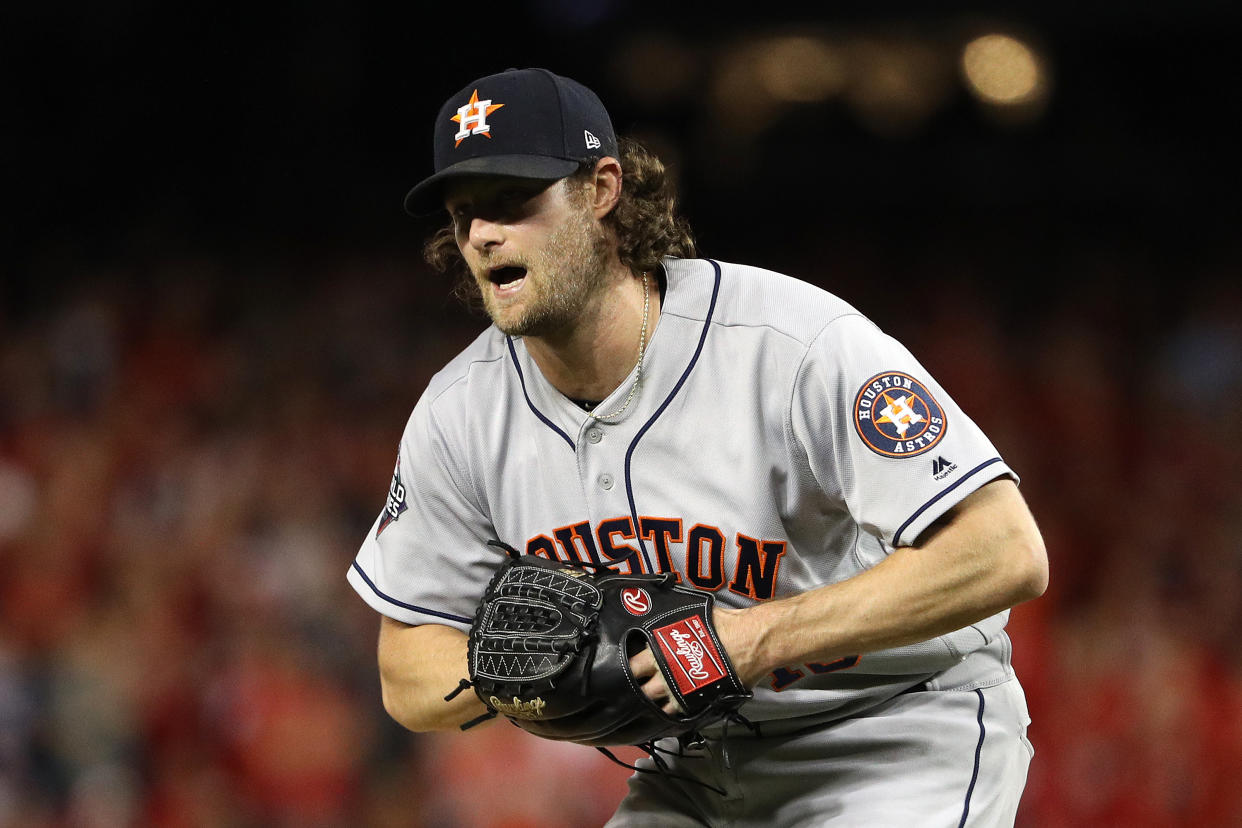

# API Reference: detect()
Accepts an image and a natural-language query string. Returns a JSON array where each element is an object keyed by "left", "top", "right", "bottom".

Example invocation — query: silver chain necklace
[{"left": 591, "top": 273, "right": 650, "bottom": 421}]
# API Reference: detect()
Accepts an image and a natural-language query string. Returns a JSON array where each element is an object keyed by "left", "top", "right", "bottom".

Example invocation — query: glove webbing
[{"left": 447, "top": 539, "right": 608, "bottom": 731}]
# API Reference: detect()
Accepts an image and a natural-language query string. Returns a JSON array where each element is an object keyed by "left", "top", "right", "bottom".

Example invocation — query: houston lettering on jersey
[{"left": 523, "top": 516, "right": 788, "bottom": 601}]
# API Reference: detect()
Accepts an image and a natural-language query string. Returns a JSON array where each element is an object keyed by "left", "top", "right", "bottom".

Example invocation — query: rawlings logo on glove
[
  {"left": 488, "top": 696, "right": 548, "bottom": 719},
  {"left": 656, "top": 617, "right": 728, "bottom": 694}
]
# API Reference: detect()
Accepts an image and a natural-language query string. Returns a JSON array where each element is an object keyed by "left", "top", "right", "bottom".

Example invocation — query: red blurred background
[{"left": 4, "top": 2, "right": 1240, "bottom": 825}]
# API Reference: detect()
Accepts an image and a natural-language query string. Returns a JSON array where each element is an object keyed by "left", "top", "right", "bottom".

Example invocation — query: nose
[{"left": 468, "top": 216, "right": 504, "bottom": 252}]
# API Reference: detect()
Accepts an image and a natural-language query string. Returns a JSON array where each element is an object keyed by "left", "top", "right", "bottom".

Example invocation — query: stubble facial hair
[{"left": 484, "top": 186, "right": 613, "bottom": 339}]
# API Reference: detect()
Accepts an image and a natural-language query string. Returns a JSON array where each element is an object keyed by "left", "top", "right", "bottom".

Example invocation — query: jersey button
[
  {"left": 598, "top": 473, "right": 614, "bottom": 490},
  {"left": 586, "top": 427, "right": 603, "bottom": 444}
]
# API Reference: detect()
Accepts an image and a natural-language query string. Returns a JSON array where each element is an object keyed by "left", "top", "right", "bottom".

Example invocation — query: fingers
[{"left": 628, "top": 645, "right": 685, "bottom": 716}]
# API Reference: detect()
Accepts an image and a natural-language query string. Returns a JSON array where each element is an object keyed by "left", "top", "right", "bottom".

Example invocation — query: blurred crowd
[{"left": 2, "top": 230, "right": 1240, "bottom": 826}]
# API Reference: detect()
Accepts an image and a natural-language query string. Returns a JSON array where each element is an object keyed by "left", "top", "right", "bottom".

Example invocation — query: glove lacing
[{"left": 594, "top": 709, "right": 763, "bottom": 798}]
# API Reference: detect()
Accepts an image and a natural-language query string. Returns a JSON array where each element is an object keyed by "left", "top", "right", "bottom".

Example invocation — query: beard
[{"left": 478, "top": 199, "right": 613, "bottom": 339}]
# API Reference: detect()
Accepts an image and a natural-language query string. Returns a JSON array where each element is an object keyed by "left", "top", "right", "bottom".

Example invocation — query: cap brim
[{"left": 403, "top": 155, "right": 582, "bottom": 216}]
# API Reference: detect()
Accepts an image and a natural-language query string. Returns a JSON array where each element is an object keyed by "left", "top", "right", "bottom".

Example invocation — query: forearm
[
  {"left": 377, "top": 617, "right": 490, "bottom": 731},
  {"left": 722, "top": 479, "right": 1048, "bottom": 685}
]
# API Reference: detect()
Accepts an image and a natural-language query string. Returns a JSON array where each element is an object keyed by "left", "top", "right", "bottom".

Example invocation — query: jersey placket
[{"left": 573, "top": 416, "right": 640, "bottom": 568}]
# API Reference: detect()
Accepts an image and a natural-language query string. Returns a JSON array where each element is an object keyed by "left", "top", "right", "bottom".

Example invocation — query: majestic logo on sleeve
[
  {"left": 375, "top": 457, "right": 409, "bottom": 538},
  {"left": 452, "top": 89, "right": 505, "bottom": 147},
  {"left": 853, "top": 371, "right": 947, "bottom": 457},
  {"left": 932, "top": 455, "right": 958, "bottom": 480}
]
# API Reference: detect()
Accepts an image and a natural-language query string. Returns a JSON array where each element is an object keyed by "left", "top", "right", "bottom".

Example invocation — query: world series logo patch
[
  {"left": 375, "top": 456, "right": 409, "bottom": 538},
  {"left": 853, "top": 371, "right": 947, "bottom": 457}
]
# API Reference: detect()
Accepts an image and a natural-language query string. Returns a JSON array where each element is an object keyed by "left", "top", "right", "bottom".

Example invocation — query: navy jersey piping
[
  {"left": 624, "top": 260, "right": 722, "bottom": 573},
  {"left": 958, "top": 689, "right": 987, "bottom": 827},
  {"left": 894, "top": 457, "right": 1004, "bottom": 546},
  {"left": 351, "top": 562, "right": 473, "bottom": 625},
  {"left": 506, "top": 336, "right": 576, "bottom": 450}
]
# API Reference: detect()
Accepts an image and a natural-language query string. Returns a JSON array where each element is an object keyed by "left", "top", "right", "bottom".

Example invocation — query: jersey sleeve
[
  {"left": 791, "top": 313, "right": 1017, "bottom": 548},
  {"left": 346, "top": 394, "right": 495, "bottom": 631}
]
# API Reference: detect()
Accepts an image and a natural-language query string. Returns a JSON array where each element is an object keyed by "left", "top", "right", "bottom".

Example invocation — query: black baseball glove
[{"left": 446, "top": 544, "right": 752, "bottom": 748}]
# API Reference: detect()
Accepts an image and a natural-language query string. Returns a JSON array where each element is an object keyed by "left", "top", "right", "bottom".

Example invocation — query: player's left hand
[{"left": 630, "top": 606, "right": 765, "bottom": 716}]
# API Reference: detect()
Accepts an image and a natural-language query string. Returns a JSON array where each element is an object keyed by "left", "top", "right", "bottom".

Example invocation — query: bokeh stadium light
[{"left": 961, "top": 32, "right": 1050, "bottom": 123}]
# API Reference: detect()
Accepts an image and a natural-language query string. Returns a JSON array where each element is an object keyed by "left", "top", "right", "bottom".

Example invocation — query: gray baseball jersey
[{"left": 348, "top": 256, "right": 1019, "bottom": 727}]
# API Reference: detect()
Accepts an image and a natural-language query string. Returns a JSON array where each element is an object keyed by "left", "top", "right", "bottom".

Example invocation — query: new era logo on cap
[{"left": 584, "top": 130, "right": 601, "bottom": 150}]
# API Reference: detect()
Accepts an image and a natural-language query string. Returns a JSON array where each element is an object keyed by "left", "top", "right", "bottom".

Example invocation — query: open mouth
[{"left": 488, "top": 266, "right": 527, "bottom": 285}]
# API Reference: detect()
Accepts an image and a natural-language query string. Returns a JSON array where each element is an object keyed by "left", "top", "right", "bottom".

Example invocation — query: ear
[{"left": 590, "top": 157, "right": 623, "bottom": 219}]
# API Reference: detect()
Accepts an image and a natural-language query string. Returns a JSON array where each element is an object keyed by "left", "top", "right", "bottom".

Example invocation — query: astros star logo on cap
[
  {"left": 451, "top": 89, "right": 505, "bottom": 147},
  {"left": 404, "top": 68, "right": 619, "bottom": 215}
]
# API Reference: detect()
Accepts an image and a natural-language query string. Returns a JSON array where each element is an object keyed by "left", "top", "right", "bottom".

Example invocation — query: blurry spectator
[{"left": 1, "top": 239, "right": 1240, "bottom": 825}]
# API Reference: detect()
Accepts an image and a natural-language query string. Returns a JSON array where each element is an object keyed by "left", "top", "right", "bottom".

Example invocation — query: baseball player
[{"left": 349, "top": 67, "right": 1048, "bottom": 826}]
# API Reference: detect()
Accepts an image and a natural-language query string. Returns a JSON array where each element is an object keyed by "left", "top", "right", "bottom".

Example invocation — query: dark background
[
  {"left": 10, "top": 2, "right": 1237, "bottom": 296},
  {"left": 4, "top": 2, "right": 1242, "bottom": 825}
]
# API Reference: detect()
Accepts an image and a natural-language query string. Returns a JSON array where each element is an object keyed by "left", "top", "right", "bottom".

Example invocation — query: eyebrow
[{"left": 447, "top": 179, "right": 555, "bottom": 213}]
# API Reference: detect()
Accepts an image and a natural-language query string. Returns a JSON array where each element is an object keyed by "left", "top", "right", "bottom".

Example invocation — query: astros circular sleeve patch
[{"left": 852, "top": 371, "right": 947, "bottom": 457}]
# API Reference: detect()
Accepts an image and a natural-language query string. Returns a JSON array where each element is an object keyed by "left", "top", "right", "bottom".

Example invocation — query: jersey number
[{"left": 768, "top": 656, "right": 860, "bottom": 691}]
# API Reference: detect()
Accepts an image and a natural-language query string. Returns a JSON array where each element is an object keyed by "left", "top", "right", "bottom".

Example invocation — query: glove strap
[
  {"left": 443, "top": 678, "right": 473, "bottom": 701},
  {"left": 444, "top": 678, "right": 501, "bottom": 731},
  {"left": 486, "top": 539, "right": 523, "bottom": 560},
  {"left": 646, "top": 604, "right": 750, "bottom": 716}
]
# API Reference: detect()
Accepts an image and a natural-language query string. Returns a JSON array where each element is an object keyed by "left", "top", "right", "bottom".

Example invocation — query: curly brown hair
[{"left": 423, "top": 137, "right": 696, "bottom": 309}]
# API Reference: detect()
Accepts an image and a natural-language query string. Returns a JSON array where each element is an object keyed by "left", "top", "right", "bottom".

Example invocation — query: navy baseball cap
[{"left": 403, "top": 67, "right": 618, "bottom": 216}]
